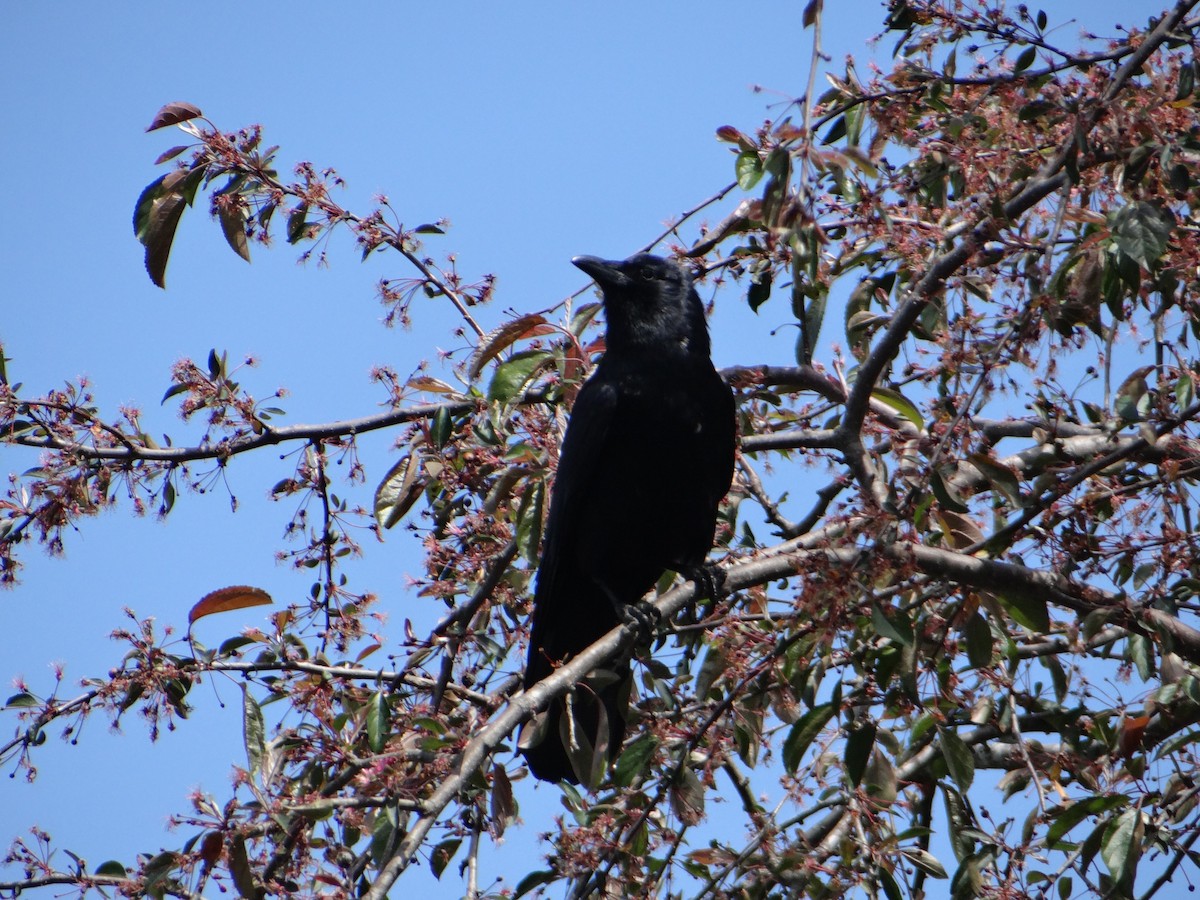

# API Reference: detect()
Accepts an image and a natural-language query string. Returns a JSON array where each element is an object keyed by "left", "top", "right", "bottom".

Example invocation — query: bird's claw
[
  {"left": 619, "top": 600, "right": 662, "bottom": 641},
  {"left": 691, "top": 563, "right": 727, "bottom": 602},
  {"left": 678, "top": 563, "right": 727, "bottom": 625}
]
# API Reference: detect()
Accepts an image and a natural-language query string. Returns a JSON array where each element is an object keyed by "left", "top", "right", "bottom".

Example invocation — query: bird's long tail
[{"left": 521, "top": 582, "right": 629, "bottom": 784}]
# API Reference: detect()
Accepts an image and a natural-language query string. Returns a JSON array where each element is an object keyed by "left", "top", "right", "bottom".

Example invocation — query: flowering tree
[{"left": 6, "top": 2, "right": 1200, "bottom": 897}]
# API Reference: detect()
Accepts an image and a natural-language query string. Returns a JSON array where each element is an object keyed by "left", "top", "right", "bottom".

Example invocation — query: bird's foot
[
  {"left": 678, "top": 563, "right": 727, "bottom": 625},
  {"left": 690, "top": 562, "right": 727, "bottom": 601},
  {"left": 618, "top": 599, "right": 662, "bottom": 641}
]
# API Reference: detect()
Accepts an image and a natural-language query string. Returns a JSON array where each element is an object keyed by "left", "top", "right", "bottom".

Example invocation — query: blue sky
[{"left": 0, "top": 2, "right": 1155, "bottom": 896}]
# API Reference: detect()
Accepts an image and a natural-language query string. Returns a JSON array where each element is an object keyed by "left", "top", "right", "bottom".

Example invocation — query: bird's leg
[
  {"left": 678, "top": 562, "right": 727, "bottom": 624},
  {"left": 596, "top": 580, "right": 661, "bottom": 641}
]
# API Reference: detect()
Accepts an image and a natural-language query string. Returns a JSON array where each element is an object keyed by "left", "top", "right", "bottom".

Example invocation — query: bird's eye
[{"left": 638, "top": 266, "right": 657, "bottom": 281}]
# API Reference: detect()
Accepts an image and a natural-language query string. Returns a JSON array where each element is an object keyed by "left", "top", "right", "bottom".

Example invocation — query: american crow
[{"left": 520, "top": 253, "right": 736, "bottom": 784}]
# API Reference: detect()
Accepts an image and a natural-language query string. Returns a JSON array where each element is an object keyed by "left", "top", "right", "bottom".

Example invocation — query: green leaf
[
  {"left": 487, "top": 349, "right": 550, "bottom": 403},
  {"left": 1128, "top": 632, "right": 1154, "bottom": 681},
  {"left": 942, "top": 785, "right": 975, "bottom": 862},
  {"left": 1046, "top": 795, "right": 1128, "bottom": 848},
  {"left": 950, "top": 852, "right": 989, "bottom": 898},
  {"left": 877, "top": 866, "right": 903, "bottom": 900},
  {"left": 783, "top": 701, "right": 836, "bottom": 773},
  {"left": 1110, "top": 201, "right": 1174, "bottom": 269},
  {"left": 1169, "top": 162, "right": 1191, "bottom": 195},
  {"left": 734, "top": 703, "right": 764, "bottom": 768},
  {"left": 997, "top": 591, "right": 1050, "bottom": 633},
  {"left": 242, "top": 686, "right": 265, "bottom": 776},
  {"left": 694, "top": 645, "right": 726, "bottom": 699},
  {"left": 367, "top": 689, "right": 388, "bottom": 753},
  {"left": 736, "top": 151, "right": 764, "bottom": 190},
  {"left": 218, "top": 635, "right": 255, "bottom": 657},
  {"left": 1177, "top": 60, "right": 1196, "bottom": 101},
  {"left": 846, "top": 310, "right": 887, "bottom": 360},
  {"left": 1115, "top": 366, "right": 1152, "bottom": 424},
  {"left": 613, "top": 733, "right": 659, "bottom": 787},
  {"left": 1014, "top": 45, "right": 1037, "bottom": 73},
  {"left": 1018, "top": 99, "right": 1055, "bottom": 122},
  {"left": 763, "top": 146, "right": 790, "bottom": 178},
  {"left": 368, "top": 817, "right": 395, "bottom": 866},
  {"left": 218, "top": 203, "right": 251, "bottom": 263},
  {"left": 871, "top": 387, "right": 924, "bottom": 429},
  {"left": 431, "top": 838, "right": 461, "bottom": 880},
  {"left": 287, "top": 202, "right": 310, "bottom": 244},
  {"left": 5, "top": 692, "right": 38, "bottom": 708},
  {"left": 796, "top": 287, "right": 826, "bottom": 367},
  {"left": 873, "top": 603, "right": 914, "bottom": 647},
  {"left": 207, "top": 348, "right": 224, "bottom": 379},
  {"left": 939, "top": 727, "right": 975, "bottom": 791},
  {"left": 747, "top": 270, "right": 773, "bottom": 312},
  {"left": 1101, "top": 808, "right": 1142, "bottom": 885},
  {"left": 430, "top": 406, "right": 453, "bottom": 449},
  {"left": 228, "top": 836, "right": 256, "bottom": 899},
  {"left": 1176, "top": 373, "right": 1195, "bottom": 411},
  {"left": 844, "top": 720, "right": 876, "bottom": 787},
  {"left": 515, "top": 479, "right": 546, "bottom": 565},
  {"left": 95, "top": 860, "right": 128, "bottom": 877},
  {"left": 967, "top": 453, "right": 1022, "bottom": 507},
  {"left": 1155, "top": 726, "right": 1200, "bottom": 759},
  {"left": 374, "top": 452, "right": 426, "bottom": 530},
  {"left": 900, "top": 847, "right": 948, "bottom": 879},
  {"left": 515, "top": 870, "right": 557, "bottom": 898},
  {"left": 161, "top": 381, "right": 190, "bottom": 404},
  {"left": 930, "top": 469, "right": 969, "bottom": 513},
  {"left": 822, "top": 116, "right": 847, "bottom": 144},
  {"left": 669, "top": 766, "right": 706, "bottom": 826},
  {"left": 963, "top": 612, "right": 993, "bottom": 669},
  {"left": 864, "top": 749, "right": 898, "bottom": 803}
]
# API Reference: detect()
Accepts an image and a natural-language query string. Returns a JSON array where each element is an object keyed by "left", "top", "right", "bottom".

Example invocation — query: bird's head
[{"left": 571, "top": 253, "right": 711, "bottom": 357}]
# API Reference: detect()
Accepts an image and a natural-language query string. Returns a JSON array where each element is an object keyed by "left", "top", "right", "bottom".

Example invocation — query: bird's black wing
[
  {"left": 521, "top": 371, "right": 630, "bottom": 784},
  {"left": 525, "top": 370, "right": 619, "bottom": 681}
]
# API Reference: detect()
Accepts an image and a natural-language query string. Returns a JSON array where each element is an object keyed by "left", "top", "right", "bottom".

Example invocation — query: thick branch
[{"left": 889, "top": 542, "right": 1200, "bottom": 662}]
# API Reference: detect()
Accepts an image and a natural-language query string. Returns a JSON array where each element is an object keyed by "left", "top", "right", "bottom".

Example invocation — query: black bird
[{"left": 520, "top": 253, "right": 736, "bottom": 784}]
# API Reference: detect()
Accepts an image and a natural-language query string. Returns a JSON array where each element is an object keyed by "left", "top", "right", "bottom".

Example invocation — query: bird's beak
[{"left": 572, "top": 255, "right": 628, "bottom": 289}]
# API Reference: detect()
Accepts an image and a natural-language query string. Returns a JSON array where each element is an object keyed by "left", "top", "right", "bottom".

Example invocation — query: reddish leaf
[
  {"left": 198, "top": 832, "right": 222, "bottom": 868},
  {"left": 715, "top": 125, "right": 756, "bottom": 152},
  {"left": 1119, "top": 715, "right": 1150, "bottom": 759},
  {"left": 146, "top": 101, "right": 203, "bottom": 132},
  {"left": 466, "top": 314, "right": 551, "bottom": 380},
  {"left": 374, "top": 451, "right": 427, "bottom": 530},
  {"left": 286, "top": 203, "right": 309, "bottom": 244},
  {"left": 154, "top": 145, "right": 191, "bottom": 165},
  {"left": 218, "top": 202, "right": 252, "bottom": 263},
  {"left": 227, "top": 835, "right": 257, "bottom": 898},
  {"left": 133, "top": 173, "right": 169, "bottom": 242},
  {"left": 355, "top": 642, "right": 382, "bottom": 663},
  {"left": 490, "top": 764, "right": 515, "bottom": 838},
  {"left": 188, "top": 585, "right": 273, "bottom": 624},
  {"left": 141, "top": 191, "right": 186, "bottom": 288},
  {"left": 405, "top": 375, "right": 460, "bottom": 394},
  {"left": 669, "top": 766, "right": 706, "bottom": 826}
]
